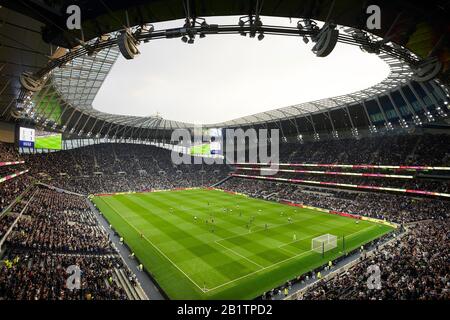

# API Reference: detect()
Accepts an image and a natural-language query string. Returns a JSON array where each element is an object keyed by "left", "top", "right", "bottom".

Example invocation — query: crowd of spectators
[
  {"left": 0, "top": 132, "right": 449, "bottom": 300},
  {"left": 235, "top": 168, "right": 450, "bottom": 193},
  {"left": 279, "top": 133, "right": 449, "bottom": 166},
  {"left": 220, "top": 178, "right": 449, "bottom": 224},
  {"left": 25, "top": 143, "right": 229, "bottom": 194},
  {"left": 5, "top": 188, "right": 113, "bottom": 253},
  {"left": 0, "top": 186, "right": 138, "bottom": 300},
  {"left": 301, "top": 219, "right": 449, "bottom": 300},
  {"left": 0, "top": 252, "right": 129, "bottom": 300},
  {"left": 220, "top": 177, "right": 449, "bottom": 300},
  {"left": 0, "top": 142, "right": 30, "bottom": 213},
  {"left": 0, "top": 143, "right": 21, "bottom": 162}
]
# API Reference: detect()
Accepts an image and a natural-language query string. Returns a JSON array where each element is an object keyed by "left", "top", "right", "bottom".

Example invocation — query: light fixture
[
  {"left": 384, "top": 122, "right": 394, "bottom": 131},
  {"left": 436, "top": 107, "right": 447, "bottom": 117},
  {"left": 117, "top": 30, "right": 140, "bottom": 60},
  {"left": 413, "top": 115, "right": 423, "bottom": 126},
  {"left": 425, "top": 111, "right": 435, "bottom": 122},
  {"left": 20, "top": 72, "right": 43, "bottom": 92},
  {"left": 311, "top": 23, "right": 339, "bottom": 57},
  {"left": 411, "top": 57, "right": 442, "bottom": 82}
]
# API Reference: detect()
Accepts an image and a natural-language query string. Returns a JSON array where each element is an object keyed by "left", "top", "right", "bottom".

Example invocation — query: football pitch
[
  {"left": 92, "top": 189, "right": 394, "bottom": 299},
  {"left": 34, "top": 134, "right": 62, "bottom": 150}
]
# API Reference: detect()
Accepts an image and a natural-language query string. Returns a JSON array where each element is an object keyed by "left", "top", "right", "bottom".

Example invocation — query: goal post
[{"left": 311, "top": 234, "right": 337, "bottom": 255}]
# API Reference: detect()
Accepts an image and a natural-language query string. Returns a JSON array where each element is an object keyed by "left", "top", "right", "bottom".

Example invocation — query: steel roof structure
[{"left": 1, "top": 0, "right": 449, "bottom": 142}]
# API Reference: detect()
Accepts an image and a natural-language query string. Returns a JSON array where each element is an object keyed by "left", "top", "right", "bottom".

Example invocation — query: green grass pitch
[
  {"left": 35, "top": 134, "right": 62, "bottom": 150},
  {"left": 92, "top": 189, "right": 394, "bottom": 299}
]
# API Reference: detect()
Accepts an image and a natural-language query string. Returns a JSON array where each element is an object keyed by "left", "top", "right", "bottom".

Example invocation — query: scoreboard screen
[{"left": 19, "top": 127, "right": 35, "bottom": 148}]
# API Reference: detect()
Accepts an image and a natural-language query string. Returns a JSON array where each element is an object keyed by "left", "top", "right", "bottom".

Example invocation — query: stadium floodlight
[
  {"left": 412, "top": 57, "right": 442, "bottom": 82},
  {"left": 312, "top": 234, "right": 337, "bottom": 256},
  {"left": 332, "top": 130, "right": 339, "bottom": 139},
  {"left": 399, "top": 118, "right": 409, "bottom": 128},
  {"left": 118, "top": 29, "right": 140, "bottom": 60},
  {"left": 311, "top": 23, "right": 339, "bottom": 57},
  {"left": 385, "top": 122, "right": 394, "bottom": 131},
  {"left": 425, "top": 111, "right": 435, "bottom": 122},
  {"left": 368, "top": 124, "right": 377, "bottom": 133},
  {"left": 435, "top": 107, "right": 447, "bottom": 117},
  {"left": 413, "top": 115, "right": 423, "bottom": 126},
  {"left": 313, "top": 133, "right": 320, "bottom": 141},
  {"left": 20, "top": 72, "right": 43, "bottom": 92}
]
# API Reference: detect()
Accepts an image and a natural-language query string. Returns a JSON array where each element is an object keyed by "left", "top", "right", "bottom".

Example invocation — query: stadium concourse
[{"left": 0, "top": 132, "right": 449, "bottom": 300}]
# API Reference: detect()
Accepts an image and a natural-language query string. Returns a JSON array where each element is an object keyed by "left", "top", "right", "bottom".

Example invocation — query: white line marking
[
  {"left": 206, "top": 224, "right": 376, "bottom": 292},
  {"left": 207, "top": 249, "right": 313, "bottom": 292},
  {"left": 214, "top": 240, "right": 264, "bottom": 268},
  {"left": 97, "top": 196, "right": 382, "bottom": 294},
  {"left": 98, "top": 197, "right": 207, "bottom": 293}
]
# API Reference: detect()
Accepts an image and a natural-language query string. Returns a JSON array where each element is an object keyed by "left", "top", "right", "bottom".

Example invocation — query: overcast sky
[{"left": 93, "top": 16, "right": 390, "bottom": 125}]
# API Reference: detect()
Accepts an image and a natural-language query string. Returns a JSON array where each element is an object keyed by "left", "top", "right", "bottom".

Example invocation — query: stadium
[{"left": 0, "top": 0, "right": 449, "bottom": 303}]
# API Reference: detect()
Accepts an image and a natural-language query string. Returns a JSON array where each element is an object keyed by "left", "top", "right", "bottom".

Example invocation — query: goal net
[{"left": 311, "top": 234, "right": 337, "bottom": 254}]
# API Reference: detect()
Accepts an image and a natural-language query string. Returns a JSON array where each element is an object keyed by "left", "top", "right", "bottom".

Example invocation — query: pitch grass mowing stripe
[
  {"left": 93, "top": 189, "right": 394, "bottom": 299},
  {"left": 99, "top": 197, "right": 206, "bottom": 292}
]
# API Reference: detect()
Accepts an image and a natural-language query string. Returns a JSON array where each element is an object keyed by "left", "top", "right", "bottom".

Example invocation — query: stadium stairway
[
  {"left": 113, "top": 268, "right": 148, "bottom": 300},
  {"left": 119, "top": 269, "right": 148, "bottom": 299},
  {"left": 211, "top": 175, "right": 231, "bottom": 187}
]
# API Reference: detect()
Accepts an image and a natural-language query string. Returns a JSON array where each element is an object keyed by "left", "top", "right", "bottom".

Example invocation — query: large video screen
[
  {"left": 190, "top": 143, "right": 210, "bottom": 156},
  {"left": 35, "top": 130, "right": 62, "bottom": 150},
  {"left": 190, "top": 128, "right": 222, "bottom": 156},
  {"left": 209, "top": 128, "right": 222, "bottom": 155},
  {"left": 19, "top": 127, "right": 35, "bottom": 148}
]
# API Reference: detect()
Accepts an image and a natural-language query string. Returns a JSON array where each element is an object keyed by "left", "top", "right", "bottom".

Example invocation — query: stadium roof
[{"left": 0, "top": 0, "right": 449, "bottom": 140}]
